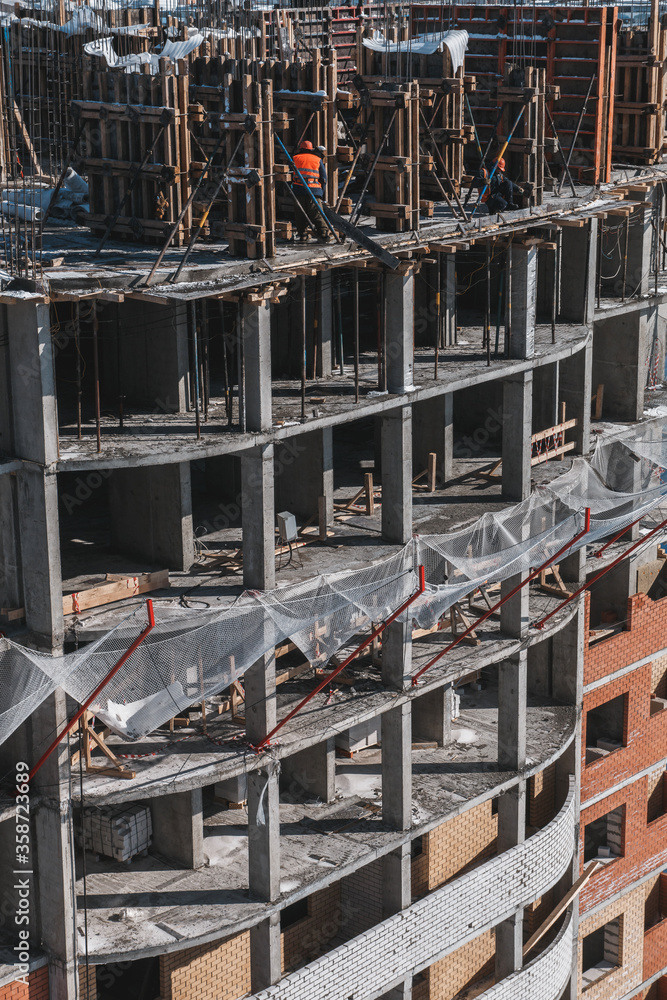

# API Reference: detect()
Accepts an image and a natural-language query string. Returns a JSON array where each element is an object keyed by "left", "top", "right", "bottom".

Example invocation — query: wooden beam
[{"left": 523, "top": 862, "right": 602, "bottom": 958}]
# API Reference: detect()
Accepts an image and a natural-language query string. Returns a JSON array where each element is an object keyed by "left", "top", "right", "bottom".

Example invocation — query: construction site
[{"left": 2, "top": 2, "right": 667, "bottom": 1000}]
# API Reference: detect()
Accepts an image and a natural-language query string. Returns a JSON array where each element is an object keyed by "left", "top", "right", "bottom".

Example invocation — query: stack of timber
[{"left": 75, "top": 60, "right": 191, "bottom": 245}]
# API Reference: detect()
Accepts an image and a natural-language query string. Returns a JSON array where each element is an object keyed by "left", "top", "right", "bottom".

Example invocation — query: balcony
[{"left": 246, "top": 782, "right": 576, "bottom": 1000}]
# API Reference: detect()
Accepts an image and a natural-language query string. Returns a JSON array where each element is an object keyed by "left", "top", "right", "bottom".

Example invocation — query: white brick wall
[
  {"left": 249, "top": 780, "right": 576, "bottom": 1000},
  {"left": 475, "top": 910, "right": 574, "bottom": 1000}
]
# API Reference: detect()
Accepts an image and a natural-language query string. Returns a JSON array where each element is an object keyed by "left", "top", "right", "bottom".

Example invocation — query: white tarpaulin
[{"left": 362, "top": 29, "right": 469, "bottom": 72}]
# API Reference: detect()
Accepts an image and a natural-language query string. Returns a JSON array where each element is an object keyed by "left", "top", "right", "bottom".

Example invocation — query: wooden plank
[
  {"left": 523, "top": 862, "right": 602, "bottom": 958},
  {"left": 530, "top": 441, "right": 576, "bottom": 466},
  {"left": 60, "top": 570, "right": 169, "bottom": 617},
  {"left": 531, "top": 418, "right": 577, "bottom": 444}
]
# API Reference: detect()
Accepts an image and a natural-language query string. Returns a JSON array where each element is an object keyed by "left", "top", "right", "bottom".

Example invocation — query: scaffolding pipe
[
  {"left": 533, "top": 515, "right": 667, "bottom": 631},
  {"left": 412, "top": 509, "right": 591, "bottom": 685},
  {"left": 27, "top": 600, "right": 156, "bottom": 783},
  {"left": 253, "top": 566, "right": 426, "bottom": 751}
]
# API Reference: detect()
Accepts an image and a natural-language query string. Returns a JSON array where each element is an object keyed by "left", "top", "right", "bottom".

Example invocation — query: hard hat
[
  {"left": 300, "top": 140, "right": 314, "bottom": 150},
  {"left": 496, "top": 157, "right": 506, "bottom": 171}
]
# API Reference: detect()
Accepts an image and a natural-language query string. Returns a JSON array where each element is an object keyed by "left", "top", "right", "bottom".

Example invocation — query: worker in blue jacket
[{"left": 292, "top": 141, "right": 330, "bottom": 243}]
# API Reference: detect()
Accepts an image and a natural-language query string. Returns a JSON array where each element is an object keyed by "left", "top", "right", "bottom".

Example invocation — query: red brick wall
[
  {"left": 0, "top": 969, "right": 48, "bottom": 1000},
  {"left": 581, "top": 586, "right": 667, "bottom": 914},
  {"left": 581, "top": 664, "right": 667, "bottom": 802},
  {"left": 578, "top": 885, "right": 645, "bottom": 1000},
  {"left": 584, "top": 591, "right": 667, "bottom": 687},
  {"left": 579, "top": 779, "right": 667, "bottom": 912}
]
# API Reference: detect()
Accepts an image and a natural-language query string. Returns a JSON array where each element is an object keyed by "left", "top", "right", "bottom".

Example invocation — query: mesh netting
[{"left": 2, "top": 419, "right": 667, "bottom": 746}]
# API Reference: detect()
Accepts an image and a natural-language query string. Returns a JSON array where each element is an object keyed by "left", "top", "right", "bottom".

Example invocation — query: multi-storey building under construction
[{"left": 0, "top": 3, "right": 667, "bottom": 1000}]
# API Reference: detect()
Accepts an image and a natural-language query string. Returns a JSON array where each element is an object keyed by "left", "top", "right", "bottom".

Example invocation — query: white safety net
[{"left": 1, "top": 419, "right": 667, "bottom": 746}]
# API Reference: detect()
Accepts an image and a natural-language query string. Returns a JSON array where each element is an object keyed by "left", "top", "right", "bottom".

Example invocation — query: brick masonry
[
  {"left": 281, "top": 883, "right": 342, "bottom": 973},
  {"left": 578, "top": 882, "right": 645, "bottom": 1000},
  {"left": 0, "top": 969, "right": 48, "bottom": 1000},
  {"left": 247, "top": 784, "right": 575, "bottom": 1000},
  {"left": 159, "top": 931, "right": 250, "bottom": 1000},
  {"left": 426, "top": 928, "right": 495, "bottom": 999},
  {"left": 579, "top": 584, "right": 667, "bottom": 999}
]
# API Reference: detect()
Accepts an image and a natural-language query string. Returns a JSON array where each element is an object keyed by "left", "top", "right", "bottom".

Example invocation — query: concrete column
[
  {"left": 315, "top": 271, "right": 333, "bottom": 378},
  {"left": 381, "top": 702, "right": 411, "bottom": 830},
  {"left": 412, "top": 393, "right": 453, "bottom": 486},
  {"left": 412, "top": 684, "right": 453, "bottom": 745},
  {"left": 16, "top": 468, "right": 63, "bottom": 650},
  {"left": 381, "top": 406, "right": 412, "bottom": 544},
  {"left": 33, "top": 689, "right": 77, "bottom": 1000},
  {"left": 241, "top": 445, "right": 275, "bottom": 592},
  {"left": 382, "top": 618, "right": 411, "bottom": 691},
  {"left": 108, "top": 462, "right": 194, "bottom": 571},
  {"left": 241, "top": 443, "right": 280, "bottom": 988},
  {"left": 251, "top": 914, "right": 281, "bottom": 993},
  {"left": 560, "top": 218, "right": 597, "bottom": 325},
  {"left": 386, "top": 268, "right": 415, "bottom": 393},
  {"left": 274, "top": 428, "right": 334, "bottom": 526},
  {"left": 243, "top": 297, "right": 272, "bottom": 432},
  {"left": 151, "top": 789, "right": 203, "bottom": 868},
  {"left": 282, "top": 738, "right": 335, "bottom": 803},
  {"left": 382, "top": 842, "right": 412, "bottom": 999},
  {"left": 508, "top": 245, "right": 536, "bottom": 359},
  {"left": 7, "top": 303, "right": 64, "bottom": 647},
  {"left": 560, "top": 341, "right": 593, "bottom": 455},
  {"left": 501, "top": 371, "right": 532, "bottom": 502},
  {"left": 532, "top": 361, "right": 559, "bottom": 434},
  {"left": 0, "top": 474, "right": 20, "bottom": 609},
  {"left": 498, "top": 651, "right": 527, "bottom": 772},
  {"left": 554, "top": 610, "right": 585, "bottom": 1000},
  {"left": 592, "top": 311, "right": 649, "bottom": 422},
  {"left": 495, "top": 649, "right": 527, "bottom": 981},
  {"left": 111, "top": 301, "right": 190, "bottom": 412},
  {"left": 7, "top": 301, "right": 58, "bottom": 465},
  {"left": 444, "top": 252, "right": 457, "bottom": 347},
  {"left": 626, "top": 206, "right": 652, "bottom": 297}
]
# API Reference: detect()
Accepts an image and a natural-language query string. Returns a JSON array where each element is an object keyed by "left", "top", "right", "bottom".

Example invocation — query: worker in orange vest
[{"left": 292, "top": 140, "right": 330, "bottom": 243}]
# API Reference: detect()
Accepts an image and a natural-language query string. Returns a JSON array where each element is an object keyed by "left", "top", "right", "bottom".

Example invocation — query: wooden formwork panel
[
  {"left": 614, "top": 19, "right": 667, "bottom": 164},
  {"left": 410, "top": 4, "right": 617, "bottom": 186},
  {"left": 75, "top": 65, "right": 191, "bottom": 245}
]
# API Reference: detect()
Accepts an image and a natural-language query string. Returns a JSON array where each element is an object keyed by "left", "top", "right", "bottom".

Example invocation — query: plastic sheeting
[
  {"left": 1, "top": 419, "right": 667, "bottom": 747},
  {"left": 362, "top": 29, "right": 469, "bottom": 72}
]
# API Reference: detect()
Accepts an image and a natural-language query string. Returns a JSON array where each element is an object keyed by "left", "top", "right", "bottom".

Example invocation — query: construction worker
[
  {"left": 292, "top": 140, "right": 330, "bottom": 244},
  {"left": 486, "top": 157, "right": 524, "bottom": 214}
]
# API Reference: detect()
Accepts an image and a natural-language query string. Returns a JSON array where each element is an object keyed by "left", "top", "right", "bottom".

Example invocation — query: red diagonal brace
[
  {"left": 594, "top": 514, "right": 645, "bottom": 558},
  {"left": 27, "top": 599, "right": 156, "bottom": 784},
  {"left": 532, "top": 514, "right": 667, "bottom": 631},
  {"left": 253, "top": 566, "right": 426, "bottom": 752},
  {"left": 411, "top": 508, "right": 591, "bottom": 686}
]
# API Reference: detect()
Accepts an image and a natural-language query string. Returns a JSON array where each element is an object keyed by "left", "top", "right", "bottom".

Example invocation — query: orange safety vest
[{"left": 292, "top": 152, "right": 323, "bottom": 194}]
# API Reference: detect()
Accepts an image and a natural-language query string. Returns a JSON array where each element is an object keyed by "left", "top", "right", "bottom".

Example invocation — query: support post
[
  {"left": 274, "top": 428, "right": 334, "bottom": 526},
  {"left": 381, "top": 405, "right": 412, "bottom": 543},
  {"left": 244, "top": 297, "right": 272, "bottom": 432},
  {"left": 316, "top": 271, "right": 333, "bottom": 377},
  {"left": 151, "top": 789, "right": 203, "bottom": 868},
  {"left": 385, "top": 268, "right": 415, "bottom": 393},
  {"left": 560, "top": 218, "right": 597, "bottom": 325},
  {"left": 502, "top": 371, "right": 532, "bottom": 502},
  {"left": 412, "top": 393, "right": 453, "bottom": 486},
  {"left": 508, "top": 245, "right": 536, "bottom": 359},
  {"left": 495, "top": 649, "right": 527, "bottom": 981},
  {"left": 108, "top": 463, "right": 194, "bottom": 571},
  {"left": 560, "top": 341, "right": 592, "bottom": 456}
]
